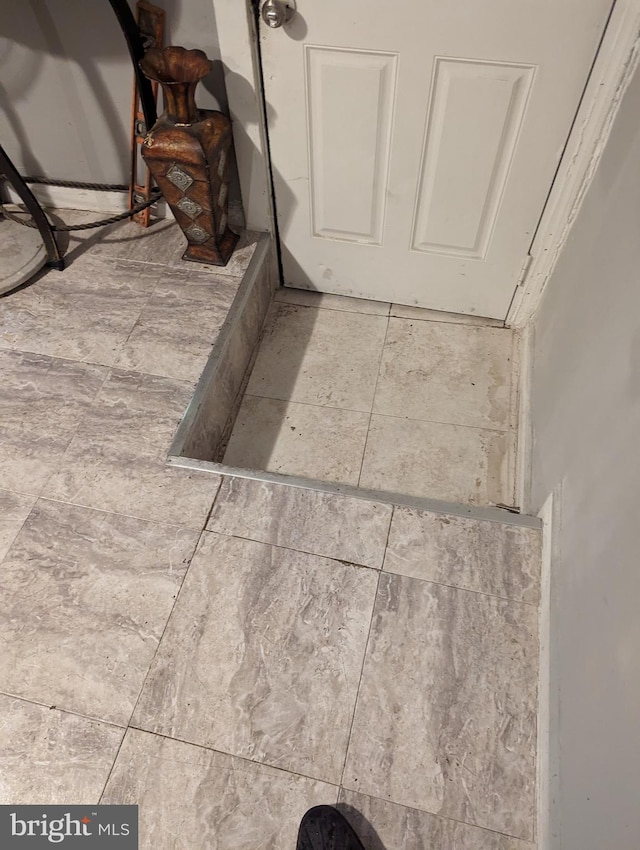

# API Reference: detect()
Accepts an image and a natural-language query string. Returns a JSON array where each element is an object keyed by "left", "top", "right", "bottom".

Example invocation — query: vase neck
[{"left": 161, "top": 81, "right": 199, "bottom": 124}]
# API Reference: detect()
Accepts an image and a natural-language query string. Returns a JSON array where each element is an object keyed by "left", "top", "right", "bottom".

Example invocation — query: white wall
[
  {"left": 0, "top": 0, "right": 270, "bottom": 229},
  {"left": 1, "top": 1, "right": 223, "bottom": 181},
  {"left": 214, "top": 0, "right": 271, "bottom": 231},
  {"left": 530, "top": 62, "right": 640, "bottom": 849}
]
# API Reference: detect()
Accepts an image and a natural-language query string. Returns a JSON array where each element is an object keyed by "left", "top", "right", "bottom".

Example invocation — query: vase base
[{"left": 182, "top": 227, "right": 240, "bottom": 267}]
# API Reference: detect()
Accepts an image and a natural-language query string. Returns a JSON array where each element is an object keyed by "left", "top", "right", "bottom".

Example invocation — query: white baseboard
[
  {"left": 4, "top": 183, "right": 171, "bottom": 218},
  {"left": 537, "top": 487, "right": 563, "bottom": 850},
  {"left": 3, "top": 185, "right": 253, "bottom": 232}
]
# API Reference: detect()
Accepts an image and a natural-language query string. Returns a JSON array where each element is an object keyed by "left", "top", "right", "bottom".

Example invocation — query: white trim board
[
  {"left": 507, "top": 0, "right": 640, "bottom": 328},
  {"left": 3, "top": 183, "right": 252, "bottom": 229},
  {"left": 536, "top": 488, "right": 563, "bottom": 850},
  {"left": 514, "top": 322, "right": 535, "bottom": 515},
  {"left": 3, "top": 182, "right": 172, "bottom": 218}
]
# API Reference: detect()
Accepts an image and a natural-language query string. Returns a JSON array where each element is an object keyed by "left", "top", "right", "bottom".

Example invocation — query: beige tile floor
[
  {"left": 0, "top": 213, "right": 539, "bottom": 850},
  {"left": 224, "top": 288, "right": 519, "bottom": 506}
]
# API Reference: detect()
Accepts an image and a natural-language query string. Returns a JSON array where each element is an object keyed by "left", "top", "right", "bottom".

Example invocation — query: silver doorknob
[{"left": 261, "top": 0, "right": 294, "bottom": 28}]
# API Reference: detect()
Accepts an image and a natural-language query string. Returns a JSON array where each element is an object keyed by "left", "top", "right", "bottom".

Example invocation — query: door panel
[
  {"left": 261, "top": 0, "right": 614, "bottom": 318},
  {"left": 307, "top": 47, "right": 397, "bottom": 245},
  {"left": 411, "top": 59, "right": 534, "bottom": 259}
]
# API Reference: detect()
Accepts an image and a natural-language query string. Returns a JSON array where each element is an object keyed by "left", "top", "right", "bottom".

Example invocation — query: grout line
[
  {"left": 0, "top": 690, "right": 131, "bottom": 804},
  {"left": 274, "top": 291, "right": 391, "bottom": 318},
  {"left": 201, "top": 474, "right": 226, "bottom": 530},
  {"left": 120, "top": 533, "right": 206, "bottom": 732},
  {"left": 0, "top": 493, "right": 39, "bottom": 568},
  {"left": 357, "top": 315, "right": 391, "bottom": 487},
  {"left": 242, "top": 391, "right": 373, "bottom": 417},
  {"left": 116, "top": 477, "right": 223, "bottom": 739},
  {"left": 0, "top": 689, "right": 126, "bottom": 730},
  {"left": 356, "top": 406, "right": 375, "bottom": 487},
  {"left": 0, "top": 347, "right": 117, "bottom": 376},
  {"left": 364, "top": 408, "right": 514, "bottom": 436},
  {"left": 339, "top": 569, "right": 383, "bottom": 788},
  {"left": 106, "top": 270, "right": 164, "bottom": 368},
  {"left": 337, "top": 782, "right": 536, "bottom": 845},
  {"left": 98, "top": 727, "right": 130, "bottom": 804},
  {"left": 356, "top": 413, "right": 374, "bottom": 490},
  {"left": 388, "top": 307, "right": 506, "bottom": 329},
  {"left": 380, "top": 569, "right": 540, "bottom": 608},
  {"left": 36, "top": 494, "right": 214, "bottom": 533},
  {"left": 379, "top": 504, "right": 395, "bottom": 572},
  {"left": 123, "top": 723, "right": 343, "bottom": 789},
  {"left": 204, "top": 527, "right": 383, "bottom": 573}
]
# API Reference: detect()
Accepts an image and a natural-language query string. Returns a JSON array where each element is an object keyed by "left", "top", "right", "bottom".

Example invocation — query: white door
[{"left": 259, "top": 0, "right": 613, "bottom": 318}]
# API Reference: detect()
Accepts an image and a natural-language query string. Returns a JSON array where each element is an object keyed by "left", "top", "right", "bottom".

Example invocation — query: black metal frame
[
  {"left": 0, "top": 0, "right": 156, "bottom": 274},
  {"left": 0, "top": 143, "right": 64, "bottom": 270},
  {"left": 108, "top": 0, "right": 158, "bottom": 131}
]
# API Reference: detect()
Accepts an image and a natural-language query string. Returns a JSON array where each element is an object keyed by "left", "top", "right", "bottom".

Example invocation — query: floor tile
[
  {"left": 0, "top": 258, "right": 160, "bottom": 366},
  {"left": 390, "top": 303, "right": 504, "bottom": 327},
  {"left": 384, "top": 508, "right": 541, "bottom": 604},
  {"left": 223, "top": 396, "right": 370, "bottom": 486},
  {"left": 276, "top": 287, "right": 390, "bottom": 316},
  {"left": 169, "top": 228, "right": 261, "bottom": 278},
  {"left": 114, "top": 277, "right": 238, "bottom": 382},
  {"left": 102, "top": 729, "right": 338, "bottom": 850},
  {"left": 62, "top": 213, "right": 258, "bottom": 277},
  {"left": 343, "top": 573, "right": 538, "bottom": 840},
  {"left": 83, "top": 217, "right": 186, "bottom": 265},
  {"left": 0, "top": 350, "right": 107, "bottom": 495},
  {"left": 133, "top": 533, "right": 379, "bottom": 783},
  {"left": 208, "top": 476, "right": 392, "bottom": 568},
  {"left": 43, "top": 369, "right": 220, "bottom": 527},
  {"left": 359, "top": 415, "right": 513, "bottom": 505},
  {"left": 0, "top": 499, "right": 198, "bottom": 725},
  {"left": 338, "top": 790, "right": 534, "bottom": 850},
  {"left": 152, "top": 265, "right": 242, "bottom": 303},
  {"left": 0, "top": 490, "right": 36, "bottom": 562},
  {"left": 246, "top": 304, "right": 388, "bottom": 412},
  {"left": 373, "top": 319, "right": 515, "bottom": 430},
  {"left": 0, "top": 695, "right": 124, "bottom": 805}
]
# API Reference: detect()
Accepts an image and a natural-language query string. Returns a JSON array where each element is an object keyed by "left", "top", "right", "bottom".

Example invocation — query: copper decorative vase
[{"left": 140, "top": 46, "right": 238, "bottom": 265}]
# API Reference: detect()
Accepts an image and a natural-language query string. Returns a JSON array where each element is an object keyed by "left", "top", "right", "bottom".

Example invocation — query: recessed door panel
[
  {"left": 411, "top": 58, "right": 535, "bottom": 259},
  {"left": 306, "top": 46, "right": 398, "bottom": 244}
]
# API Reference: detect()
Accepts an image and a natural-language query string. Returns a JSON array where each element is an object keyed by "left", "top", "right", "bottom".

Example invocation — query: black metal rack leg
[
  {"left": 0, "top": 143, "right": 64, "bottom": 270},
  {"left": 108, "top": 0, "right": 158, "bottom": 132}
]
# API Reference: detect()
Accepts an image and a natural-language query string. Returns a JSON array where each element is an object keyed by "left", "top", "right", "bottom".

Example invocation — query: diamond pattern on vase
[
  {"left": 217, "top": 183, "right": 227, "bottom": 210},
  {"left": 166, "top": 164, "right": 194, "bottom": 192},
  {"left": 176, "top": 196, "right": 203, "bottom": 219},
  {"left": 185, "top": 223, "right": 211, "bottom": 244}
]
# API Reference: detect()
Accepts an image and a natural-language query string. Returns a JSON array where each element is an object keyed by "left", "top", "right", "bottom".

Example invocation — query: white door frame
[
  {"left": 214, "top": 0, "right": 640, "bottom": 326},
  {"left": 507, "top": 0, "right": 640, "bottom": 327}
]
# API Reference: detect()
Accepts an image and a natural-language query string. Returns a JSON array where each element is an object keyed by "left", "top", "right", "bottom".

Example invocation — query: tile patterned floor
[
  {"left": 0, "top": 213, "right": 539, "bottom": 849},
  {"left": 224, "top": 289, "right": 519, "bottom": 506}
]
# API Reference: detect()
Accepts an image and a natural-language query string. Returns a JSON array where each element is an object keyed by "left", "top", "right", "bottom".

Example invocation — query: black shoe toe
[{"left": 296, "top": 806, "right": 365, "bottom": 850}]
